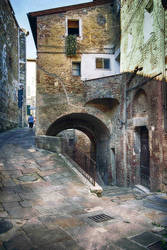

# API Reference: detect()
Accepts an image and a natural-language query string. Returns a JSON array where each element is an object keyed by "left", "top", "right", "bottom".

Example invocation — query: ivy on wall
[{"left": 65, "top": 35, "right": 77, "bottom": 56}]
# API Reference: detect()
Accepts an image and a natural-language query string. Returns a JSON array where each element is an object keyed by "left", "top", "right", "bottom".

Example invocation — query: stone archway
[
  {"left": 132, "top": 89, "right": 148, "bottom": 118},
  {"left": 132, "top": 89, "right": 150, "bottom": 187},
  {"left": 46, "top": 113, "right": 111, "bottom": 184}
]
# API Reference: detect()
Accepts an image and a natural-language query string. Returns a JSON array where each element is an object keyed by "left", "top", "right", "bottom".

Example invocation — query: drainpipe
[{"left": 123, "top": 66, "right": 143, "bottom": 187}]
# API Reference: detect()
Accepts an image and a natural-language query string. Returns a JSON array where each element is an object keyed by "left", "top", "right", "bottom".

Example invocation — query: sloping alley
[{"left": 0, "top": 128, "right": 167, "bottom": 249}]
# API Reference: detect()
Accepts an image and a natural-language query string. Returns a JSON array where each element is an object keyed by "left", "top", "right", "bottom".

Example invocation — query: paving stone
[
  {"left": 38, "top": 170, "right": 57, "bottom": 177},
  {"left": 0, "top": 220, "right": 13, "bottom": 234},
  {"left": 0, "top": 211, "right": 9, "bottom": 218},
  {"left": 50, "top": 239, "right": 84, "bottom": 250},
  {"left": 24, "top": 227, "right": 72, "bottom": 248},
  {"left": 20, "top": 199, "right": 43, "bottom": 208},
  {"left": 2, "top": 202, "right": 20, "bottom": 209},
  {"left": 22, "top": 218, "right": 46, "bottom": 234},
  {"left": 143, "top": 200, "right": 167, "bottom": 213},
  {"left": 5, "top": 207, "right": 38, "bottom": 219},
  {"left": 21, "top": 168, "right": 38, "bottom": 174},
  {"left": 0, "top": 192, "right": 21, "bottom": 202},
  {"left": 19, "top": 192, "right": 41, "bottom": 200},
  {"left": 115, "top": 238, "right": 146, "bottom": 250},
  {"left": 2, "top": 179, "right": 16, "bottom": 187},
  {"left": 39, "top": 215, "right": 84, "bottom": 230},
  {"left": 3, "top": 232, "right": 33, "bottom": 250},
  {"left": 0, "top": 170, "right": 22, "bottom": 178},
  {"left": 17, "top": 175, "right": 39, "bottom": 182},
  {"left": 130, "top": 232, "right": 162, "bottom": 247},
  {"left": 43, "top": 174, "right": 61, "bottom": 182},
  {"left": 34, "top": 205, "right": 58, "bottom": 215},
  {"left": 0, "top": 204, "right": 4, "bottom": 212},
  {"left": 147, "top": 195, "right": 167, "bottom": 205}
]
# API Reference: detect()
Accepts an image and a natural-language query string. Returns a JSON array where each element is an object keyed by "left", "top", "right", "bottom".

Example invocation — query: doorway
[{"left": 140, "top": 126, "right": 150, "bottom": 188}]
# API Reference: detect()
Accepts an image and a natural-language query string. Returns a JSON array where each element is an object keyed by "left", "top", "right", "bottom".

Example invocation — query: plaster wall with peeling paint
[{"left": 121, "top": 0, "right": 167, "bottom": 80}]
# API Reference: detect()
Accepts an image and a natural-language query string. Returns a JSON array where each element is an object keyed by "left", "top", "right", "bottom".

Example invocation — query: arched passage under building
[{"left": 46, "top": 113, "right": 111, "bottom": 185}]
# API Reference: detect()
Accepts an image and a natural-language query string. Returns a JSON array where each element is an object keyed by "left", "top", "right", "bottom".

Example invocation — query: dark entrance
[{"left": 140, "top": 126, "right": 150, "bottom": 188}]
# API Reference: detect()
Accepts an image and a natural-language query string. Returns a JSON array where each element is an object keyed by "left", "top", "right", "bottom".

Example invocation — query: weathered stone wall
[
  {"left": 121, "top": 0, "right": 166, "bottom": 80},
  {"left": 18, "top": 29, "right": 27, "bottom": 127},
  {"left": 86, "top": 73, "right": 167, "bottom": 191},
  {"left": 165, "top": 9, "right": 167, "bottom": 80},
  {"left": 125, "top": 75, "right": 165, "bottom": 191},
  {"left": 36, "top": 2, "right": 120, "bottom": 135},
  {"left": 0, "top": 0, "right": 19, "bottom": 131}
]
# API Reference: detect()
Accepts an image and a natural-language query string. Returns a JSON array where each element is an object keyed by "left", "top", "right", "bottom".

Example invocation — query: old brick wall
[
  {"left": 124, "top": 74, "right": 166, "bottom": 191},
  {"left": 121, "top": 0, "right": 165, "bottom": 79},
  {"left": 85, "top": 73, "right": 167, "bottom": 191},
  {"left": 0, "top": 0, "right": 19, "bottom": 131}
]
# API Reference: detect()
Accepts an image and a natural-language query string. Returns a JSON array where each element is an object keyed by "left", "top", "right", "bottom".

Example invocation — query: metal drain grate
[{"left": 88, "top": 214, "right": 114, "bottom": 223}]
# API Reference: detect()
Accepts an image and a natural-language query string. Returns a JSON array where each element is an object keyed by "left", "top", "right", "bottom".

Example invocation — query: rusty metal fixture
[
  {"left": 162, "top": 0, "right": 167, "bottom": 9},
  {"left": 62, "top": 141, "right": 96, "bottom": 186}
]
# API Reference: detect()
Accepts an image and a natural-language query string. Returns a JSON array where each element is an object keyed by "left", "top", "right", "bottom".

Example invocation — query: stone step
[{"left": 102, "top": 186, "right": 133, "bottom": 197}]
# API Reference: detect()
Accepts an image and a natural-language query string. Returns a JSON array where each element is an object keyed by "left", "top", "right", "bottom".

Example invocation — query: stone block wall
[
  {"left": 35, "top": 1, "right": 120, "bottom": 135},
  {"left": 0, "top": 0, "right": 19, "bottom": 131}
]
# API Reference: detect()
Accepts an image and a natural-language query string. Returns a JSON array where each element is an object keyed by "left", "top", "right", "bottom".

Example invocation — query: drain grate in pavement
[
  {"left": 148, "top": 240, "right": 167, "bottom": 250},
  {"left": 88, "top": 214, "right": 114, "bottom": 223}
]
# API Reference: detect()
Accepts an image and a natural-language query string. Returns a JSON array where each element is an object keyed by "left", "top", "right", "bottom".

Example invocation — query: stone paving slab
[
  {"left": 0, "top": 192, "right": 21, "bottom": 202},
  {"left": 115, "top": 238, "right": 147, "bottom": 249},
  {"left": 0, "top": 128, "right": 167, "bottom": 249},
  {"left": 3, "top": 232, "right": 33, "bottom": 250},
  {"left": 130, "top": 232, "right": 162, "bottom": 247},
  {"left": 24, "top": 227, "right": 72, "bottom": 248},
  {"left": 143, "top": 200, "right": 167, "bottom": 213},
  {"left": 5, "top": 207, "right": 38, "bottom": 219}
]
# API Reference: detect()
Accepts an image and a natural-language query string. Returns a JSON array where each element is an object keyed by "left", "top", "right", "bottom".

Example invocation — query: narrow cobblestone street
[{"left": 0, "top": 128, "right": 167, "bottom": 250}]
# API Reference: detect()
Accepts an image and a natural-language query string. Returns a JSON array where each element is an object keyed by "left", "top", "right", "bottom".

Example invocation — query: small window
[
  {"left": 72, "top": 62, "right": 81, "bottom": 76},
  {"left": 68, "top": 20, "right": 79, "bottom": 36},
  {"left": 96, "top": 58, "right": 110, "bottom": 69}
]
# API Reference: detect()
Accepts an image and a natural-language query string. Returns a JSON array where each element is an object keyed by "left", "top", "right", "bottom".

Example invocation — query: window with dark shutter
[{"left": 68, "top": 20, "right": 79, "bottom": 36}]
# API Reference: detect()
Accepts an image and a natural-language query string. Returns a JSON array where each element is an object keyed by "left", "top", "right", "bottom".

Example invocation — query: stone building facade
[
  {"left": 0, "top": 0, "right": 27, "bottom": 131},
  {"left": 119, "top": 0, "right": 167, "bottom": 191},
  {"left": 28, "top": 0, "right": 167, "bottom": 191},
  {"left": 26, "top": 59, "right": 36, "bottom": 120}
]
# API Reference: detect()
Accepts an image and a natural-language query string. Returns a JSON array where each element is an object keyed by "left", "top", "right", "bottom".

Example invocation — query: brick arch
[
  {"left": 85, "top": 98, "right": 119, "bottom": 113},
  {"left": 132, "top": 89, "right": 148, "bottom": 118},
  {"left": 46, "top": 112, "right": 110, "bottom": 140},
  {"left": 46, "top": 112, "right": 111, "bottom": 184}
]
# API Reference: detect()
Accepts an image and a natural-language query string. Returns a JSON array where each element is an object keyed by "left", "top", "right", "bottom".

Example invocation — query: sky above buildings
[{"left": 10, "top": 0, "right": 92, "bottom": 59}]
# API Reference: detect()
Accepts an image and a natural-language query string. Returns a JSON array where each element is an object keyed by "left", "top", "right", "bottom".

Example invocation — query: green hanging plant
[{"left": 65, "top": 35, "right": 77, "bottom": 56}]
